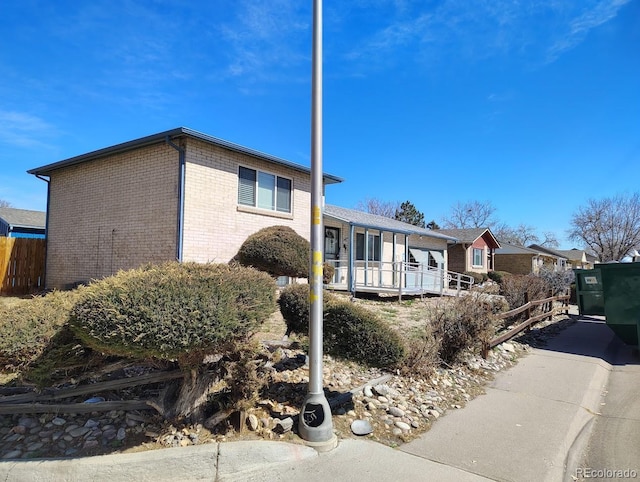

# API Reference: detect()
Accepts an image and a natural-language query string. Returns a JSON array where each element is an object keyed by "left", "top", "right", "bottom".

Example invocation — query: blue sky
[{"left": 1, "top": 0, "right": 638, "bottom": 248}]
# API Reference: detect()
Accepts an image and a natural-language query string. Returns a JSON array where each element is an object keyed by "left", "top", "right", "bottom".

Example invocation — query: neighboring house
[
  {"left": 323, "top": 205, "right": 471, "bottom": 296},
  {"left": 555, "top": 248, "right": 598, "bottom": 269},
  {"left": 0, "top": 207, "right": 46, "bottom": 238},
  {"left": 434, "top": 228, "right": 500, "bottom": 275},
  {"left": 494, "top": 243, "right": 567, "bottom": 275},
  {"left": 528, "top": 244, "right": 574, "bottom": 271},
  {"left": 28, "top": 127, "right": 342, "bottom": 289}
]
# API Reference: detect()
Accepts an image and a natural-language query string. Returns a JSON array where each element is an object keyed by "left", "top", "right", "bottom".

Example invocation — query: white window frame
[
  {"left": 356, "top": 232, "right": 381, "bottom": 261},
  {"left": 238, "top": 166, "right": 292, "bottom": 214},
  {"left": 472, "top": 247, "right": 484, "bottom": 267}
]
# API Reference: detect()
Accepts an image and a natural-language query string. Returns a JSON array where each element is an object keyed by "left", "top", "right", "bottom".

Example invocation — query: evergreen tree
[{"left": 394, "top": 201, "right": 425, "bottom": 228}]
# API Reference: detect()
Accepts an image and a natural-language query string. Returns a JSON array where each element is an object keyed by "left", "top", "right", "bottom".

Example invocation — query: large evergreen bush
[{"left": 70, "top": 262, "right": 276, "bottom": 365}]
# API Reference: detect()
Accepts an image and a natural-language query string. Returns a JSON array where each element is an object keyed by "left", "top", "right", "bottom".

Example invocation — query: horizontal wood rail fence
[
  {"left": 0, "top": 237, "right": 46, "bottom": 296},
  {"left": 482, "top": 291, "right": 571, "bottom": 358}
]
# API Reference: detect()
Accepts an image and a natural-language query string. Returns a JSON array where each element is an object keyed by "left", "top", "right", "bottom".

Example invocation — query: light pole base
[
  {"left": 302, "top": 433, "right": 338, "bottom": 453},
  {"left": 299, "top": 392, "right": 334, "bottom": 444}
]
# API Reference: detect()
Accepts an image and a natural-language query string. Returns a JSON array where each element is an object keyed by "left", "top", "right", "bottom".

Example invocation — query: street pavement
[{"left": 1, "top": 313, "right": 637, "bottom": 482}]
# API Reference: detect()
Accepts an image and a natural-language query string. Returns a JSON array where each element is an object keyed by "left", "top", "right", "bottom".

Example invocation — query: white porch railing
[{"left": 324, "top": 260, "right": 474, "bottom": 296}]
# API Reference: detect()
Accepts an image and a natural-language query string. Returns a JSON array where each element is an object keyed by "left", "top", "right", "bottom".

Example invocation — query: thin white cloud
[
  {"left": 218, "top": 0, "right": 309, "bottom": 84},
  {"left": 0, "top": 111, "right": 57, "bottom": 149},
  {"left": 337, "top": 0, "right": 632, "bottom": 72},
  {"left": 547, "top": 0, "right": 631, "bottom": 61}
]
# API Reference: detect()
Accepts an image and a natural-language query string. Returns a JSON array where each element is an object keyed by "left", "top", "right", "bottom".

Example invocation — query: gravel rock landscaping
[{"left": 0, "top": 295, "right": 576, "bottom": 460}]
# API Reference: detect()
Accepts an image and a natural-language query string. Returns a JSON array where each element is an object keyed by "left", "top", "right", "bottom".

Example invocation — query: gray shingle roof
[
  {"left": 496, "top": 242, "right": 563, "bottom": 257},
  {"left": 325, "top": 204, "right": 457, "bottom": 241},
  {"left": 528, "top": 244, "right": 568, "bottom": 260},
  {"left": 435, "top": 227, "right": 500, "bottom": 247},
  {"left": 0, "top": 207, "right": 46, "bottom": 229},
  {"left": 28, "top": 127, "right": 343, "bottom": 185},
  {"left": 555, "top": 248, "right": 598, "bottom": 263}
]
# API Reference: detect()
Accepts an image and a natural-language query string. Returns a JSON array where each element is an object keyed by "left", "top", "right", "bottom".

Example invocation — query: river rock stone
[
  {"left": 274, "top": 417, "right": 294, "bottom": 434},
  {"left": 395, "top": 421, "right": 411, "bottom": 431},
  {"left": 247, "top": 414, "right": 259, "bottom": 431},
  {"left": 388, "top": 407, "right": 405, "bottom": 417}
]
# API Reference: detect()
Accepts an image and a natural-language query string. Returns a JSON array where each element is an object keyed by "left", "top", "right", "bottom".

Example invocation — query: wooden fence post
[{"left": 524, "top": 291, "right": 531, "bottom": 331}]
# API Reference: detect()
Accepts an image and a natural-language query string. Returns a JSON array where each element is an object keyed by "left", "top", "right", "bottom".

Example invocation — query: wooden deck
[{"left": 325, "top": 261, "right": 472, "bottom": 299}]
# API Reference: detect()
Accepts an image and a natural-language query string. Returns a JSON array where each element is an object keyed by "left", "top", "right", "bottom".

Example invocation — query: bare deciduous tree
[
  {"left": 540, "top": 231, "right": 560, "bottom": 249},
  {"left": 355, "top": 197, "right": 399, "bottom": 218},
  {"left": 442, "top": 200, "right": 498, "bottom": 229},
  {"left": 0, "top": 199, "right": 11, "bottom": 208},
  {"left": 568, "top": 193, "right": 640, "bottom": 262},
  {"left": 493, "top": 223, "right": 540, "bottom": 246},
  {"left": 493, "top": 225, "right": 559, "bottom": 248}
]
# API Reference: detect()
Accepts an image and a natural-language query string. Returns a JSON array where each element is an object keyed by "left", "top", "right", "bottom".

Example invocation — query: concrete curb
[
  {"left": 554, "top": 356, "right": 612, "bottom": 482},
  {"left": 0, "top": 441, "right": 319, "bottom": 482},
  {"left": 217, "top": 441, "right": 318, "bottom": 481}
]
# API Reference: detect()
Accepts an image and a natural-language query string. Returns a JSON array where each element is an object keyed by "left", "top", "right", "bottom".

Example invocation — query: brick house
[
  {"left": 434, "top": 228, "right": 500, "bottom": 275},
  {"left": 494, "top": 243, "right": 567, "bottom": 275},
  {"left": 28, "top": 127, "right": 342, "bottom": 289}
]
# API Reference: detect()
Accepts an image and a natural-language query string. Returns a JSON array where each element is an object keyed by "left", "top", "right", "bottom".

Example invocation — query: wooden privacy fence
[
  {"left": 0, "top": 237, "right": 46, "bottom": 295},
  {"left": 482, "top": 291, "right": 571, "bottom": 358}
]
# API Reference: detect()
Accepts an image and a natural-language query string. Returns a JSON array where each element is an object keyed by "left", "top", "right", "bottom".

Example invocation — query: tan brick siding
[
  {"left": 494, "top": 254, "right": 534, "bottom": 275},
  {"left": 46, "top": 144, "right": 178, "bottom": 289},
  {"left": 181, "top": 138, "right": 311, "bottom": 263}
]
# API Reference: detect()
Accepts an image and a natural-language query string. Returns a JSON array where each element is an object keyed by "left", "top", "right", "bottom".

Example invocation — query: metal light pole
[{"left": 299, "top": 0, "right": 336, "bottom": 448}]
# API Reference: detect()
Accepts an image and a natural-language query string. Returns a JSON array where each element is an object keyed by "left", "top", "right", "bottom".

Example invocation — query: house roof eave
[
  {"left": 27, "top": 127, "right": 344, "bottom": 185},
  {"left": 324, "top": 205, "right": 458, "bottom": 242}
]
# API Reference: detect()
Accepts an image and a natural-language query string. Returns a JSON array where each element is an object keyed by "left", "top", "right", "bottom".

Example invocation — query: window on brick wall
[
  {"left": 472, "top": 248, "right": 484, "bottom": 267},
  {"left": 238, "top": 166, "right": 292, "bottom": 213}
]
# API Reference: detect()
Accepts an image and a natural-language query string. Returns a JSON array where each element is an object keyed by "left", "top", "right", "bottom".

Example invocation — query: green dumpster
[
  {"left": 574, "top": 268, "right": 605, "bottom": 316},
  {"left": 598, "top": 262, "right": 640, "bottom": 347}
]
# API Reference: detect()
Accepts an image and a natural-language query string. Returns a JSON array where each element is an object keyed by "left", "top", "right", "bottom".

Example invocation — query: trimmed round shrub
[
  {"left": 278, "top": 283, "right": 335, "bottom": 335},
  {"left": 70, "top": 262, "right": 276, "bottom": 364},
  {"left": 278, "top": 286, "right": 404, "bottom": 367},
  {"left": 487, "top": 270, "right": 510, "bottom": 284},
  {"left": 323, "top": 301, "right": 406, "bottom": 368},
  {"left": 234, "top": 226, "right": 309, "bottom": 278}
]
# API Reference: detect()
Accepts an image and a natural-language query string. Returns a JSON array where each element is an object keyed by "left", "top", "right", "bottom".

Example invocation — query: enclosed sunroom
[{"left": 323, "top": 205, "right": 473, "bottom": 297}]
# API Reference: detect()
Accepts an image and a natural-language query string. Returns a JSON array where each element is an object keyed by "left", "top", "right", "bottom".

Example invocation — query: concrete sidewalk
[{"left": 0, "top": 317, "right": 625, "bottom": 482}]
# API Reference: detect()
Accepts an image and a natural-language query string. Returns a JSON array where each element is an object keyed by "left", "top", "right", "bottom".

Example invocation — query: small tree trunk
[{"left": 164, "top": 369, "right": 223, "bottom": 422}]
